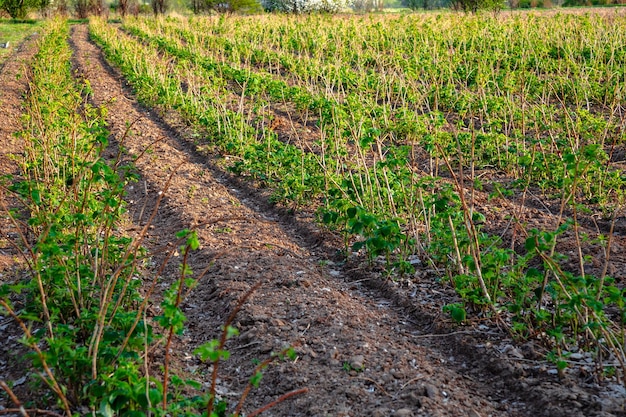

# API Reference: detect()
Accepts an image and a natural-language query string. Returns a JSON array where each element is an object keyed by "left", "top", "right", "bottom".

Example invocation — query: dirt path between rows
[
  {"left": 0, "top": 33, "right": 41, "bottom": 403},
  {"left": 0, "top": 34, "right": 39, "bottom": 273},
  {"left": 2, "top": 24, "right": 624, "bottom": 417}
]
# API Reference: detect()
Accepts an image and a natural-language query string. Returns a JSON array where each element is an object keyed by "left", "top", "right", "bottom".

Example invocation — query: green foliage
[
  {"left": 191, "top": 0, "right": 262, "bottom": 13},
  {"left": 195, "top": 340, "right": 232, "bottom": 362},
  {"left": 450, "top": 0, "right": 504, "bottom": 12},
  {"left": 562, "top": 0, "right": 613, "bottom": 5},
  {"left": 73, "top": 0, "right": 107, "bottom": 18},
  {"left": 402, "top": 0, "right": 426, "bottom": 9},
  {"left": 0, "top": 21, "right": 41, "bottom": 64},
  {"left": 263, "top": 0, "right": 352, "bottom": 13},
  {"left": 3, "top": 19, "right": 150, "bottom": 414},
  {"left": 4, "top": 18, "right": 304, "bottom": 417},
  {"left": 443, "top": 303, "right": 466, "bottom": 323},
  {"left": 0, "top": 0, "right": 39, "bottom": 18}
]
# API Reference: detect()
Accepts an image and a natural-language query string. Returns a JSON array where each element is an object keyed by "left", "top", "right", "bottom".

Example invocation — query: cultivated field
[
  {"left": 1, "top": 10, "right": 625, "bottom": 417},
  {"left": 94, "top": 10, "right": 626, "bottom": 373}
]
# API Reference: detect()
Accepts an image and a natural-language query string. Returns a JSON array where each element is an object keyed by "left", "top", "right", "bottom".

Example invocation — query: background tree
[
  {"left": 0, "top": 0, "right": 38, "bottom": 18},
  {"left": 117, "top": 0, "right": 138, "bottom": 16},
  {"left": 151, "top": 0, "right": 167, "bottom": 14},
  {"left": 222, "top": 0, "right": 263, "bottom": 12},
  {"left": 352, "top": 0, "right": 375, "bottom": 11},
  {"left": 402, "top": 0, "right": 430, "bottom": 9},
  {"left": 74, "top": 0, "right": 105, "bottom": 17},
  {"left": 263, "top": 0, "right": 351, "bottom": 12},
  {"left": 263, "top": 0, "right": 306, "bottom": 12},
  {"left": 33, "top": 0, "right": 50, "bottom": 16},
  {"left": 450, "top": 0, "right": 502, "bottom": 11},
  {"left": 192, "top": 0, "right": 261, "bottom": 13},
  {"left": 55, "top": 0, "right": 70, "bottom": 14}
]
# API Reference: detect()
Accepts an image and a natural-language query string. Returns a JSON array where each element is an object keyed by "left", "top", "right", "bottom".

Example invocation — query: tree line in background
[
  {"left": 0, "top": 0, "right": 106, "bottom": 18},
  {"left": 1, "top": 0, "right": 625, "bottom": 32}
]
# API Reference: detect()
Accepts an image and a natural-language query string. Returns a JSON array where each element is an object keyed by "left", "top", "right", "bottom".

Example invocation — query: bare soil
[
  {"left": 0, "top": 33, "right": 41, "bottom": 409},
  {"left": 1, "top": 24, "right": 625, "bottom": 417}
]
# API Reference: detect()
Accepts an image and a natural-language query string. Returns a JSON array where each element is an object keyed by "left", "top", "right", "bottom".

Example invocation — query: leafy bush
[
  {"left": 263, "top": 0, "right": 352, "bottom": 13},
  {"left": 0, "top": 0, "right": 41, "bottom": 18},
  {"left": 191, "top": 0, "right": 262, "bottom": 13},
  {"left": 450, "top": 0, "right": 504, "bottom": 11}
]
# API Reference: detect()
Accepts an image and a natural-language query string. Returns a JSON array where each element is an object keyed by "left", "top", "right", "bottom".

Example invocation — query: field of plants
[
  {"left": 1, "top": 9, "right": 626, "bottom": 417},
  {"left": 91, "top": 11, "right": 626, "bottom": 376}
]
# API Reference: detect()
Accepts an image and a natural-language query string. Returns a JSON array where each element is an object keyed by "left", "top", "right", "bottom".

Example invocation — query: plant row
[
  {"left": 123, "top": 15, "right": 626, "bottom": 214},
  {"left": 0, "top": 19, "right": 298, "bottom": 416}
]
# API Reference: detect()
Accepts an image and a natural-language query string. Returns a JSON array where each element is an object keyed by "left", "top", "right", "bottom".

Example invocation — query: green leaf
[
  {"left": 471, "top": 212, "right": 486, "bottom": 224},
  {"left": 31, "top": 189, "right": 41, "bottom": 205},
  {"left": 171, "top": 375, "right": 184, "bottom": 387},
  {"left": 556, "top": 360, "right": 568, "bottom": 371},
  {"left": 249, "top": 370, "right": 263, "bottom": 388},
  {"left": 322, "top": 211, "right": 337, "bottom": 224},
  {"left": 99, "top": 400, "right": 114, "bottom": 417},
  {"left": 187, "top": 231, "right": 200, "bottom": 250},
  {"left": 443, "top": 304, "right": 466, "bottom": 324},
  {"left": 286, "top": 347, "right": 297, "bottom": 361},
  {"left": 194, "top": 340, "right": 220, "bottom": 362},
  {"left": 350, "top": 221, "right": 364, "bottom": 235},
  {"left": 186, "top": 379, "right": 202, "bottom": 390},
  {"left": 194, "top": 340, "right": 230, "bottom": 362},
  {"left": 450, "top": 307, "right": 466, "bottom": 323},
  {"left": 352, "top": 241, "right": 365, "bottom": 251},
  {"left": 176, "top": 229, "right": 191, "bottom": 239},
  {"left": 225, "top": 325, "right": 239, "bottom": 339},
  {"left": 148, "top": 388, "right": 162, "bottom": 406},
  {"left": 525, "top": 236, "right": 537, "bottom": 252}
]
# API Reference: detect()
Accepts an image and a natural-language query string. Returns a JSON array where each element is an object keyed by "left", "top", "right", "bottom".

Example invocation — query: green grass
[{"left": 0, "top": 20, "right": 41, "bottom": 64}]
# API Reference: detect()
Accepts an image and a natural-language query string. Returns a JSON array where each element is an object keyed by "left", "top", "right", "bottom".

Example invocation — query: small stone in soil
[
  {"left": 350, "top": 355, "right": 365, "bottom": 370},
  {"left": 371, "top": 408, "right": 391, "bottom": 417},
  {"left": 344, "top": 387, "right": 361, "bottom": 400},
  {"left": 423, "top": 383, "right": 439, "bottom": 398},
  {"left": 401, "top": 392, "right": 422, "bottom": 407},
  {"left": 392, "top": 370, "right": 405, "bottom": 379},
  {"left": 392, "top": 408, "right": 414, "bottom": 417}
]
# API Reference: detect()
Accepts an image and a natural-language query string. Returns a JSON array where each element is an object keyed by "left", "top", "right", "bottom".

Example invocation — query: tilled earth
[{"left": 1, "top": 23, "right": 625, "bottom": 417}]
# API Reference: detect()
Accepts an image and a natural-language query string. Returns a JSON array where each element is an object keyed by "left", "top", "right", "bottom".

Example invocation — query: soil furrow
[
  {"left": 0, "top": 33, "right": 42, "bottom": 408},
  {"left": 0, "top": 33, "right": 39, "bottom": 272}
]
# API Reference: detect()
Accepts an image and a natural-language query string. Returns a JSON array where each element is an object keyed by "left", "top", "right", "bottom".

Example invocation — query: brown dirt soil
[
  {"left": 0, "top": 33, "right": 38, "bottom": 274},
  {"left": 2, "top": 24, "right": 625, "bottom": 417},
  {"left": 0, "top": 32, "right": 42, "bottom": 408}
]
